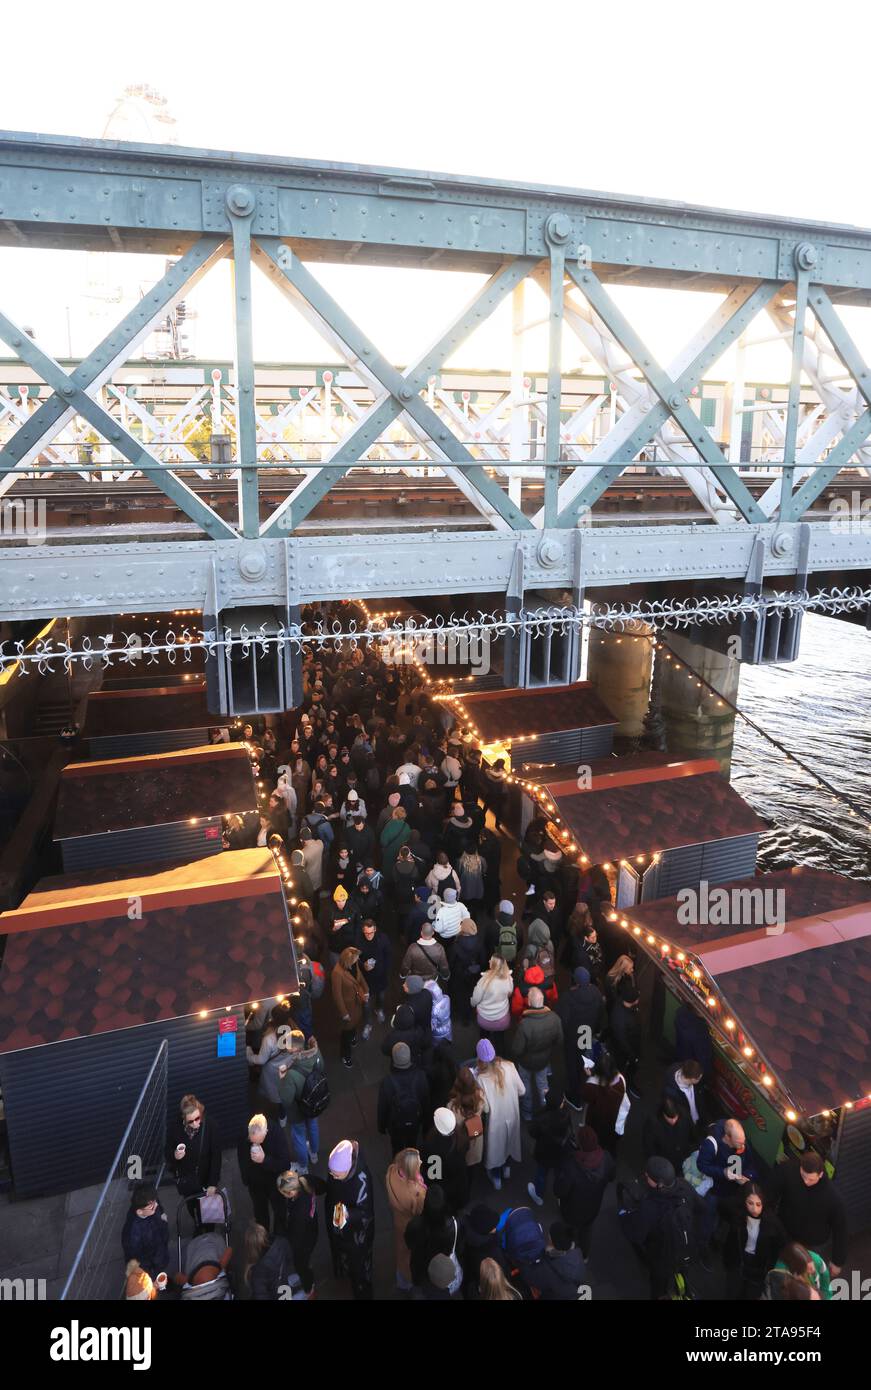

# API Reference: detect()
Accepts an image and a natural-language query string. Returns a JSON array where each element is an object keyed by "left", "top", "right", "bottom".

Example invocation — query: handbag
[
  {"left": 464, "top": 1112, "right": 484, "bottom": 1140},
  {"left": 198, "top": 1189, "right": 229, "bottom": 1225}
]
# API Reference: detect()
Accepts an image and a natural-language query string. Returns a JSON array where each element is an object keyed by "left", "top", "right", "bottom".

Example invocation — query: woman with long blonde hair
[
  {"left": 470, "top": 954, "right": 513, "bottom": 1056},
  {"left": 386, "top": 1147, "right": 427, "bottom": 1290},
  {"left": 275, "top": 1168, "right": 326, "bottom": 1295},
  {"left": 474, "top": 1038, "right": 525, "bottom": 1191},
  {"left": 478, "top": 1256, "right": 522, "bottom": 1300}
]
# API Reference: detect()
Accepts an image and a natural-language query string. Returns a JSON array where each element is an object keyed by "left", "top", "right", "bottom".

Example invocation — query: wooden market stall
[
  {"left": 436, "top": 681, "right": 617, "bottom": 770},
  {"left": 82, "top": 681, "right": 228, "bottom": 757},
  {"left": 54, "top": 743, "right": 258, "bottom": 872},
  {"left": 622, "top": 866, "right": 871, "bottom": 1228},
  {"left": 0, "top": 849, "right": 299, "bottom": 1198}
]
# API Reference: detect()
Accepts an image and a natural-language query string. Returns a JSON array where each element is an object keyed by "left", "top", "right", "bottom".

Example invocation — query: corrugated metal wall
[
  {"left": 0, "top": 1008, "right": 248, "bottom": 1200},
  {"left": 657, "top": 834, "right": 759, "bottom": 898},
  {"left": 59, "top": 818, "right": 224, "bottom": 873},
  {"left": 513, "top": 724, "right": 613, "bottom": 770},
  {"left": 88, "top": 728, "right": 224, "bottom": 758},
  {"left": 833, "top": 1104, "right": 871, "bottom": 1233}
]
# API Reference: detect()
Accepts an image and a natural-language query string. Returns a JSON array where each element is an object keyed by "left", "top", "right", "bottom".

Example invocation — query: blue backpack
[{"left": 496, "top": 1207, "right": 546, "bottom": 1265}]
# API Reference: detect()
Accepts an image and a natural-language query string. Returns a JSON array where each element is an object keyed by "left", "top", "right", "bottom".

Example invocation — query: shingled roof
[
  {"left": 54, "top": 743, "right": 257, "bottom": 840},
  {"left": 0, "top": 850, "right": 296, "bottom": 1053},
  {"left": 454, "top": 682, "right": 616, "bottom": 742},
  {"left": 624, "top": 868, "right": 871, "bottom": 1116},
  {"left": 551, "top": 768, "right": 767, "bottom": 862}
]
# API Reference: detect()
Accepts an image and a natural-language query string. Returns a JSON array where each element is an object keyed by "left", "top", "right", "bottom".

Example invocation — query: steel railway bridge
[{"left": 0, "top": 130, "right": 870, "bottom": 705}]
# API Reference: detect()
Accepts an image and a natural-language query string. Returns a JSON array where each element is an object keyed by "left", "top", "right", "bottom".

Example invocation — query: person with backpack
[
  {"left": 305, "top": 799, "right": 335, "bottom": 851},
  {"left": 496, "top": 1206, "right": 581, "bottom": 1300},
  {"left": 448, "top": 917, "right": 485, "bottom": 1026},
  {"left": 618, "top": 1155, "right": 707, "bottom": 1299},
  {"left": 520, "top": 919, "right": 558, "bottom": 999},
  {"left": 378, "top": 1042, "right": 431, "bottom": 1155},
  {"left": 276, "top": 1031, "right": 329, "bottom": 1171},
  {"left": 553, "top": 1124, "right": 616, "bottom": 1258},
  {"left": 471, "top": 955, "right": 513, "bottom": 1056},
  {"left": 401, "top": 921, "right": 451, "bottom": 985}
]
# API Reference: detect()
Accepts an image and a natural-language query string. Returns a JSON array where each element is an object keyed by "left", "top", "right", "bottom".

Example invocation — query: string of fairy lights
[{"left": 427, "top": 643, "right": 870, "bottom": 1127}]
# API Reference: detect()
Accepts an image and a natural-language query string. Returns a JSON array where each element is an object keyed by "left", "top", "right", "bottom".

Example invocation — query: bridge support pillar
[
  {"left": 660, "top": 633, "right": 741, "bottom": 776},
  {"left": 586, "top": 620, "right": 655, "bottom": 739}
]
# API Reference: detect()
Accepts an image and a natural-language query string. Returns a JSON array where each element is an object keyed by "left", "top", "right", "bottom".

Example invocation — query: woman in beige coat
[{"left": 385, "top": 1148, "right": 427, "bottom": 1290}]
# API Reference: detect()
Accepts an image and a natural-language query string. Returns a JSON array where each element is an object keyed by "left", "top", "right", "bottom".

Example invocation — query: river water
[{"left": 731, "top": 612, "right": 871, "bottom": 881}]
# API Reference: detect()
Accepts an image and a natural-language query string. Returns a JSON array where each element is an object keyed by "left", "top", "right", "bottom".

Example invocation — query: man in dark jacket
[
  {"left": 608, "top": 978, "right": 642, "bottom": 1098},
  {"left": 555, "top": 967, "right": 606, "bottom": 1109},
  {"left": 401, "top": 974, "right": 434, "bottom": 1037},
  {"left": 663, "top": 1058, "right": 709, "bottom": 1138},
  {"left": 530, "top": 886, "right": 566, "bottom": 949},
  {"left": 164, "top": 1095, "right": 221, "bottom": 1198},
  {"left": 642, "top": 1098, "right": 695, "bottom": 1173},
  {"left": 618, "top": 1155, "right": 707, "bottom": 1299},
  {"left": 511, "top": 988, "right": 564, "bottom": 1122},
  {"left": 377, "top": 1043, "right": 431, "bottom": 1154},
  {"left": 381, "top": 1001, "right": 430, "bottom": 1066},
  {"left": 541, "top": 1222, "right": 588, "bottom": 1299},
  {"left": 553, "top": 1125, "right": 615, "bottom": 1257},
  {"left": 769, "top": 1152, "right": 848, "bottom": 1273},
  {"left": 237, "top": 1114, "right": 291, "bottom": 1233},
  {"left": 326, "top": 1139, "right": 375, "bottom": 1300}
]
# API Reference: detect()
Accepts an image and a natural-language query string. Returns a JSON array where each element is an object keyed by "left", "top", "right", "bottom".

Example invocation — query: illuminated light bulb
[
  {"left": 646, "top": 934, "right": 655, "bottom": 945},
  {"left": 198, "top": 1009, "right": 208, "bottom": 1019},
  {"left": 581, "top": 855, "right": 589, "bottom": 864},
  {"left": 633, "top": 926, "right": 641, "bottom": 936},
  {"left": 822, "top": 1110, "right": 831, "bottom": 1117},
  {"left": 845, "top": 1101, "right": 854, "bottom": 1109},
  {"left": 677, "top": 952, "right": 686, "bottom": 962},
  {"left": 691, "top": 967, "right": 701, "bottom": 980},
  {"left": 707, "top": 996, "right": 717, "bottom": 1008},
  {"left": 786, "top": 1110, "right": 797, "bottom": 1123},
  {"left": 609, "top": 911, "right": 618, "bottom": 922},
  {"left": 725, "top": 1018, "right": 735, "bottom": 1030},
  {"left": 620, "top": 917, "right": 628, "bottom": 928},
  {"left": 636, "top": 855, "right": 644, "bottom": 864},
  {"left": 620, "top": 859, "right": 628, "bottom": 867},
  {"left": 661, "top": 943, "right": 670, "bottom": 955},
  {"left": 742, "top": 1046, "right": 754, "bottom": 1058},
  {"left": 602, "top": 862, "right": 611, "bottom": 871},
  {"left": 762, "top": 1075, "right": 773, "bottom": 1087}
]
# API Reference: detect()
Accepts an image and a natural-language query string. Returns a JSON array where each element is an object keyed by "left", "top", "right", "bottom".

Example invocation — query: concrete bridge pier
[{"left": 659, "top": 633, "right": 741, "bottom": 776}]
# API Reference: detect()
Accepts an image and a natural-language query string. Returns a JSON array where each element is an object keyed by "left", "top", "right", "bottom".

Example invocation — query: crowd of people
[{"left": 121, "top": 611, "right": 849, "bottom": 1302}]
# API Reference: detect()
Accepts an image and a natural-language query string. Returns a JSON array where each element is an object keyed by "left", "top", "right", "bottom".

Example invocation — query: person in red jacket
[{"left": 510, "top": 962, "right": 557, "bottom": 1019}]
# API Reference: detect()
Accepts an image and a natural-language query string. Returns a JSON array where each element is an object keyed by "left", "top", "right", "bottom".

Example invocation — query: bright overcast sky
[{"left": 1, "top": 0, "right": 870, "bottom": 378}]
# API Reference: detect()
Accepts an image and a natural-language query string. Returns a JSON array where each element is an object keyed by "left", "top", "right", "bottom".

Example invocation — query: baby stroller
[{"left": 175, "top": 1191, "right": 234, "bottom": 1301}]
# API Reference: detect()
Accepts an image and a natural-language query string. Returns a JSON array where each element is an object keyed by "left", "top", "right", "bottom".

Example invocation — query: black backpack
[
  {"left": 659, "top": 1188, "right": 699, "bottom": 1297},
  {"left": 389, "top": 1078, "right": 422, "bottom": 1131},
  {"left": 298, "top": 1058, "right": 330, "bottom": 1118}
]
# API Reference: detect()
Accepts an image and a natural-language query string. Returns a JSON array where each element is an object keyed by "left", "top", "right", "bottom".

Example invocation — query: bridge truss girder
[{"left": 1, "top": 132, "right": 871, "bottom": 606}]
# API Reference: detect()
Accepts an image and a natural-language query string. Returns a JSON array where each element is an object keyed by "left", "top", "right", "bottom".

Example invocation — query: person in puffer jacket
[
  {"left": 510, "top": 962, "right": 557, "bottom": 1019},
  {"left": 424, "top": 979, "right": 453, "bottom": 1043}
]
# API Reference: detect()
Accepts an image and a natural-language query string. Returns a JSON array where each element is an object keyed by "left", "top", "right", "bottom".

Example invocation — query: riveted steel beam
[
  {"left": 0, "top": 313, "right": 236, "bottom": 539},
  {"left": 228, "top": 187, "right": 260, "bottom": 536},
  {"left": 6, "top": 132, "right": 871, "bottom": 297},
  {"left": 0, "top": 522, "right": 869, "bottom": 622}
]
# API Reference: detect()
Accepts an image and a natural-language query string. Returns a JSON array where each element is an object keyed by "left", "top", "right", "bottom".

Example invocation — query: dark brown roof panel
[{"left": 455, "top": 683, "right": 616, "bottom": 742}]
